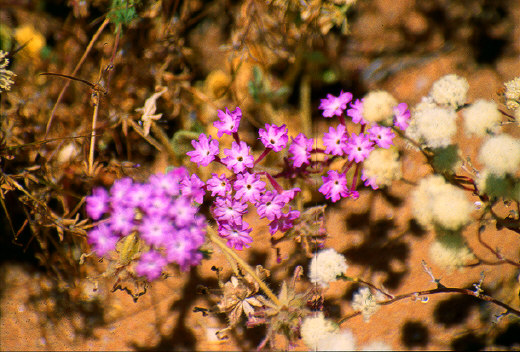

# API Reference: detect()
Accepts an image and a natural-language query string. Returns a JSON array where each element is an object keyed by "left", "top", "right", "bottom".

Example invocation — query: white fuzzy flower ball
[
  {"left": 462, "top": 99, "right": 501, "bottom": 137},
  {"left": 316, "top": 330, "right": 356, "bottom": 351},
  {"left": 309, "top": 248, "right": 348, "bottom": 287},
  {"left": 351, "top": 287, "right": 380, "bottom": 322},
  {"left": 430, "top": 188, "right": 473, "bottom": 230},
  {"left": 504, "top": 77, "right": 520, "bottom": 110},
  {"left": 429, "top": 74, "right": 469, "bottom": 109},
  {"left": 300, "top": 312, "right": 337, "bottom": 350},
  {"left": 411, "top": 175, "right": 473, "bottom": 230},
  {"left": 478, "top": 134, "right": 520, "bottom": 176},
  {"left": 362, "top": 148, "right": 402, "bottom": 187},
  {"left": 429, "top": 236, "right": 475, "bottom": 272},
  {"left": 362, "top": 90, "right": 398, "bottom": 124},
  {"left": 414, "top": 107, "right": 457, "bottom": 148}
]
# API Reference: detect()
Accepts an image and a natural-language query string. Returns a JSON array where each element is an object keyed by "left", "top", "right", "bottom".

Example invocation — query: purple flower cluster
[
  {"left": 186, "top": 108, "right": 301, "bottom": 250},
  {"left": 85, "top": 167, "right": 207, "bottom": 281},
  {"left": 317, "top": 92, "right": 410, "bottom": 201},
  {"left": 184, "top": 93, "right": 410, "bottom": 248}
]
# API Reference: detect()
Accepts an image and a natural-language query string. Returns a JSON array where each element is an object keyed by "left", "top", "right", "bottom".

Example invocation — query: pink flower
[
  {"left": 319, "top": 170, "right": 349, "bottom": 202},
  {"left": 186, "top": 133, "right": 219, "bottom": 167},
  {"left": 319, "top": 91, "right": 353, "bottom": 118},
  {"left": 368, "top": 125, "right": 395, "bottom": 149},
  {"left": 345, "top": 133, "right": 374, "bottom": 163},
  {"left": 213, "top": 107, "right": 242, "bottom": 138},
  {"left": 180, "top": 174, "right": 206, "bottom": 204},
  {"left": 222, "top": 141, "right": 255, "bottom": 173},
  {"left": 323, "top": 124, "right": 348, "bottom": 156},
  {"left": 86, "top": 187, "right": 109, "bottom": 220},
  {"left": 165, "top": 230, "right": 199, "bottom": 270},
  {"left": 233, "top": 172, "right": 266, "bottom": 203},
  {"left": 218, "top": 221, "right": 253, "bottom": 250},
  {"left": 255, "top": 191, "right": 285, "bottom": 221},
  {"left": 139, "top": 214, "right": 175, "bottom": 247},
  {"left": 393, "top": 103, "right": 410, "bottom": 130},
  {"left": 213, "top": 196, "right": 247, "bottom": 224},
  {"left": 258, "top": 123, "right": 289, "bottom": 152},
  {"left": 288, "top": 133, "right": 314, "bottom": 168},
  {"left": 347, "top": 99, "right": 367, "bottom": 125},
  {"left": 87, "top": 224, "right": 119, "bottom": 257},
  {"left": 135, "top": 250, "right": 167, "bottom": 281},
  {"left": 269, "top": 207, "right": 300, "bottom": 235},
  {"left": 206, "top": 173, "right": 232, "bottom": 197}
]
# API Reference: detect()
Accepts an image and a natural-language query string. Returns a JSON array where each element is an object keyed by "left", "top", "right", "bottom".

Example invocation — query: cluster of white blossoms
[
  {"left": 300, "top": 312, "right": 389, "bottom": 351},
  {"left": 300, "top": 312, "right": 356, "bottom": 351},
  {"left": 462, "top": 99, "right": 502, "bottom": 137},
  {"left": 478, "top": 134, "right": 520, "bottom": 176},
  {"left": 362, "top": 148, "right": 402, "bottom": 187},
  {"left": 412, "top": 175, "right": 474, "bottom": 231},
  {"left": 362, "top": 90, "right": 398, "bottom": 124},
  {"left": 429, "top": 233, "right": 475, "bottom": 272},
  {"left": 504, "top": 76, "right": 520, "bottom": 112},
  {"left": 429, "top": 74, "right": 469, "bottom": 109},
  {"left": 406, "top": 74, "right": 468, "bottom": 149},
  {"left": 351, "top": 287, "right": 381, "bottom": 322},
  {"left": 308, "top": 248, "right": 348, "bottom": 287}
]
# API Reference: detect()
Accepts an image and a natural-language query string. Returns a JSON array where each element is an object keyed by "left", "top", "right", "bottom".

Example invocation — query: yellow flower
[{"left": 14, "top": 25, "right": 45, "bottom": 60}]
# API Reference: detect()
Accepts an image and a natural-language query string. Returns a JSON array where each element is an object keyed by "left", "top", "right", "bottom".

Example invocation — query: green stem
[{"left": 206, "top": 227, "right": 281, "bottom": 306}]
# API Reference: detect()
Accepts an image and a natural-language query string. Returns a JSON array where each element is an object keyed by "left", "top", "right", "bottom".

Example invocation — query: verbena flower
[
  {"left": 86, "top": 187, "right": 109, "bottom": 220},
  {"left": 344, "top": 133, "right": 374, "bottom": 163},
  {"left": 258, "top": 123, "right": 289, "bottom": 152},
  {"left": 222, "top": 141, "right": 255, "bottom": 173},
  {"left": 268, "top": 207, "right": 300, "bottom": 235},
  {"left": 186, "top": 133, "right": 220, "bottom": 166},
  {"left": 255, "top": 191, "right": 285, "bottom": 220},
  {"left": 87, "top": 223, "right": 119, "bottom": 257},
  {"left": 319, "top": 170, "right": 349, "bottom": 203},
  {"left": 368, "top": 125, "right": 395, "bottom": 149},
  {"left": 148, "top": 168, "right": 185, "bottom": 197},
  {"left": 323, "top": 124, "right": 348, "bottom": 156},
  {"left": 135, "top": 250, "right": 167, "bottom": 281},
  {"left": 319, "top": 90, "right": 353, "bottom": 118},
  {"left": 86, "top": 168, "right": 208, "bottom": 281},
  {"left": 170, "top": 197, "right": 197, "bottom": 227},
  {"left": 139, "top": 214, "right": 175, "bottom": 247},
  {"left": 218, "top": 221, "right": 253, "bottom": 250},
  {"left": 233, "top": 171, "right": 266, "bottom": 203},
  {"left": 206, "top": 173, "right": 232, "bottom": 197},
  {"left": 214, "top": 107, "right": 242, "bottom": 138},
  {"left": 393, "top": 103, "right": 410, "bottom": 130},
  {"left": 110, "top": 177, "right": 134, "bottom": 207},
  {"left": 347, "top": 99, "right": 367, "bottom": 125},
  {"left": 288, "top": 133, "right": 314, "bottom": 167},
  {"left": 108, "top": 205, "right": 136, "bottom": 236},
  {"left": 180, "top": 174, "right": 205, "bottom": 204},
  {"left": 213, "top": 196, "right": 247, "bottom": 224}
]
